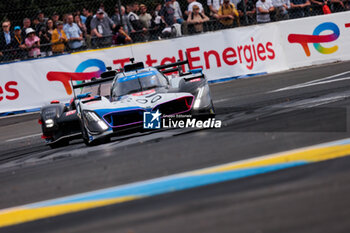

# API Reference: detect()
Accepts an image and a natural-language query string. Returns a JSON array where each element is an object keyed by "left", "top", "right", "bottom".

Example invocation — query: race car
[
  {"left": 75, "top": 59, "right": 215, "bottom": 146},
  {"left": 39, "top": 69, "right": 117, "bottom": 148}
]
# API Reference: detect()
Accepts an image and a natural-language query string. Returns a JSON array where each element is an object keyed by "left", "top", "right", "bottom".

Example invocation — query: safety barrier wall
[{"left": 1, "top": 11, "right": 349, "bottom": 114}]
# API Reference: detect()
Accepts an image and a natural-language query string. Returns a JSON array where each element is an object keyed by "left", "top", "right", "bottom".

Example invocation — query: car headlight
[
  {"left": 45, "top": 119, "right": 54, "bottom": 128},
  {"left": 97, "top": 121, "right": 109, "bottom": 131},
  {"left": 193, "top": 85, "right": 210, "bottom": 110},
  {"left": 85, "top": 111, "right": 101, "bottom": 122},
  {"left": 84, "top": 111, "right": 109, "bottom": 132}
]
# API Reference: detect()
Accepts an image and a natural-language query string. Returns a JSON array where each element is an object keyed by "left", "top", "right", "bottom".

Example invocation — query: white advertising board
[{"left": 1, "top": 11, "right": 349, "bottom": 113}]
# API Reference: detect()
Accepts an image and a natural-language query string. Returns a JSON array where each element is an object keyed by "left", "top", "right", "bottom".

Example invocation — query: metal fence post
[{"left": 118, "top": 0, "right": 123, "bottom": 26}]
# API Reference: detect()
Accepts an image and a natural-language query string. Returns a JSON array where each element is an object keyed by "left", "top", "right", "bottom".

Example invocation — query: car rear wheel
[{"left": 82, "top": 127, "right": 91, "bottom": 146}]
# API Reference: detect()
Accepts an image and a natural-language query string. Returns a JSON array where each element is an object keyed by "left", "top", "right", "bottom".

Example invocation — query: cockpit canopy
[{"left": 112, "top": 70, "right": 169, "bottom": 98}]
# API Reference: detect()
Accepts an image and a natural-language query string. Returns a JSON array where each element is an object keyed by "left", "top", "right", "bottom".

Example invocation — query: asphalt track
[{"left": 1, "top": 61, "right": 350, "bottom": 232}]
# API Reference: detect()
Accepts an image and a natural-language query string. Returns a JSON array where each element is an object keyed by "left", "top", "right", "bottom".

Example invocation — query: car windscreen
[{"left": 112, "top": 71, "right": 168, "bottom": 97}]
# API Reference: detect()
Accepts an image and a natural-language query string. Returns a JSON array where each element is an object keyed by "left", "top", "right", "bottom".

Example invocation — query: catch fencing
[{"left": 0, "top": 0, "right": 349, "bottom": 63}]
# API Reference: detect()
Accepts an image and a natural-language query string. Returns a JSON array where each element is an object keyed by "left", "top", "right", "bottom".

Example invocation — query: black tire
[
  {"left": 209, "top": 99, "right": 216, "bottom": 115},
  {"left": 82, "top": 127, "right": 91, "bottom": 146},
  {"left": 80, "top": 117, "right": 92, "bottom": 146},
  {"left": 82, "top": 127, "right": 110, "bottom": 146},
  {"left": 80, "top": 115, "right": 111, "bottom": 146},
  {"left": 191, "top": 100, "right": 216, "bottom": 120}
]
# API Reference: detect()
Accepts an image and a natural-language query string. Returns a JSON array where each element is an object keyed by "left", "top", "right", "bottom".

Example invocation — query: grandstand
[{"left": 0, "top": 0, "right": 348, "bottom": 63}]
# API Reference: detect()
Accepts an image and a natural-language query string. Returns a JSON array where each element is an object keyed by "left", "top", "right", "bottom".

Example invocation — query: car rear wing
[
  {"left": 154, "top": 59, "right": 191, "bottom": 77},
  {"left": 72, "top": 76, "right": 115, "bottom": 89},
  {"left": 72, "top": 69, "right": 117, "bottom": 90},
  {"left": 71, "top": 70, "right": 116, "bottom": 99}
]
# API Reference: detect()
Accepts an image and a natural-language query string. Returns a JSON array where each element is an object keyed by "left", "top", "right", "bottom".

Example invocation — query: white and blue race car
[{"left": 73, "top": 59, "right": 215, "bottom": 145}]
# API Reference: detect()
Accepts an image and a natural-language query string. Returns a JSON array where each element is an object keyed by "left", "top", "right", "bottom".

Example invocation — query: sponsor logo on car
[
  {"left": 132, "top": 89, "right": 155, "bottom": 96},
  {"left": 65, "top": 110, "right": 76, "bottom": 116}
]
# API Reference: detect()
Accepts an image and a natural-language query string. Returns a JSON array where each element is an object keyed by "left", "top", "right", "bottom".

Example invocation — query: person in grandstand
[
  {"left": 25, "top": 28, "right": 41, "bottom": 58},
  {"left": 149, "top": 4, "right": 166, "bottom": 40},
  {"left": 63, "top": 14, "right": 84, "bottom": 51},
  {"left": 111, "top": 5, "right": 134, "bottom": 35},
  {"left": 127, "top": 3, "right": 147, "bottom": 31},
  {"left": 289, "top": 0, "right": 311, "bottom": 18},
  {"left": 218, "top": 0, "right": 240, "bottom": 27},
  {"left": 45, "top": 20, "right": 55, "bottom": 56},
  {"left": 126, "top": 2, "right": 148, "bottom": 42},
  {"left": 51, "top": 21, "right": 67, "bottom": 54},
  {"left": 35, "top": 11, "right": 48, "bottom": 35},
  {"left": 160, "top": 0, "right": 183, "bottom": 37},
  {"left": 90, "top": 9, "right": 116, "bottom": 47},
  {"left": 46, "top": 19, "right": 55, "bottom": 35},
  {"left": 74, "top": 14, "right": 87, "bottom": 37},
  {"left": 112, "top": 24, "right": 132, "bottom": 45},
  {"left": 160, "top": 0, "right": 175, "bottom": 27},
  {"left": 98, "top": 2, "right": 109, "bottom": 16},
  {"left": 237, "top": 0, "right": 256, "bottom": 24},
  {"left": 207, "top": 0, "right": 224, "bottom": 19},
  {"left": 154, "top": 3, "right": 163, "bottom": 16},
  {"left": 329, "top": 0, "right": 347, "bottom": 12},
  {"left": 39, "top": 24, "right": 52, "bottom": 56},
  {"left": 32, "top": 17, "right": 41, "bottom": 35},
  {"left": 159, "top": 0, "right": 177, "bottom": 37},
  {"left": 309, "top": 0, "right": 326, "bottom": 15},
  {"left": 139, "top": 4, "right": 153, "bottom": 29},
  {"left": 186, "top": 0, "right": 204, "bottom": 16},
  {"left": 256, "top": 0, "right": 275, "bottom": 23},
  {"left": 272, "top": 0, "right": 290, "bottom": 20},
  {"left": 74, "top": 10, "right": 86, "bottom": 24},
  {"left": 5, "top": 20, "right": 12, "bottom": 30},
  {"left": 37, "top": 11, "right": 48, "bottom": 24},
  {"left": 187, "top": 5, "right": 210, "bottom": 33},
  {"left": 171, "top": 0, "right": 185, "bottom": 24},
  {"left": 51, "top": 12, "right": 60, "bottom": 27},
  {"left": 13, "top": 26, "right": 27, "bottom": 59},
  {"left": 82, "top": 8, "right": 93, "bottom": 48},
  {"left": 21, "top": 18, "right": 31, "bottom": 39},
  {"left": 133, "top": 2, "right": 141, "bottom": 15},
  {"left": 0, "top": 21, "right": 15, "bottom": 61},
  {"left": 62, "top": 14, "right": 68, "bottom": 25}
]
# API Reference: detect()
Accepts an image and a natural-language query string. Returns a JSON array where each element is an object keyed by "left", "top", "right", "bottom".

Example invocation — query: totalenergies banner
[
  {"left": 0, "top": 11, "right": 349, "bottom": 113},
  {"left": 280, "top": 11, "right": 350, "bottom": 68}
]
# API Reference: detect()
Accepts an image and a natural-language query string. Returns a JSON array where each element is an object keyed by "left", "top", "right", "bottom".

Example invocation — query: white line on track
[
  {"left": 270, "top": 71, "right": 350, "bottom": 92},
  {"left": 213, "top": 98, "right": 232, "bottom": 104},
  {"left": 6, "top": 133, "right": 42, "bottom": 142},
  {"left": 273, "top": 92, "right": 350, "bottom": 108}
]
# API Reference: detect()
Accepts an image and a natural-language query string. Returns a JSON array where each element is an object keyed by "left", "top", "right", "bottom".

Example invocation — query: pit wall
[{"left": 1, "top": 11, "right": 349, "bottom": 114}]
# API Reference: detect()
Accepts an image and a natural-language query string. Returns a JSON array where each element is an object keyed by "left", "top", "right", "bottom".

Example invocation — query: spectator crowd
[{"left": 0, "top": 0, "right": 349, "bottom": 62}]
